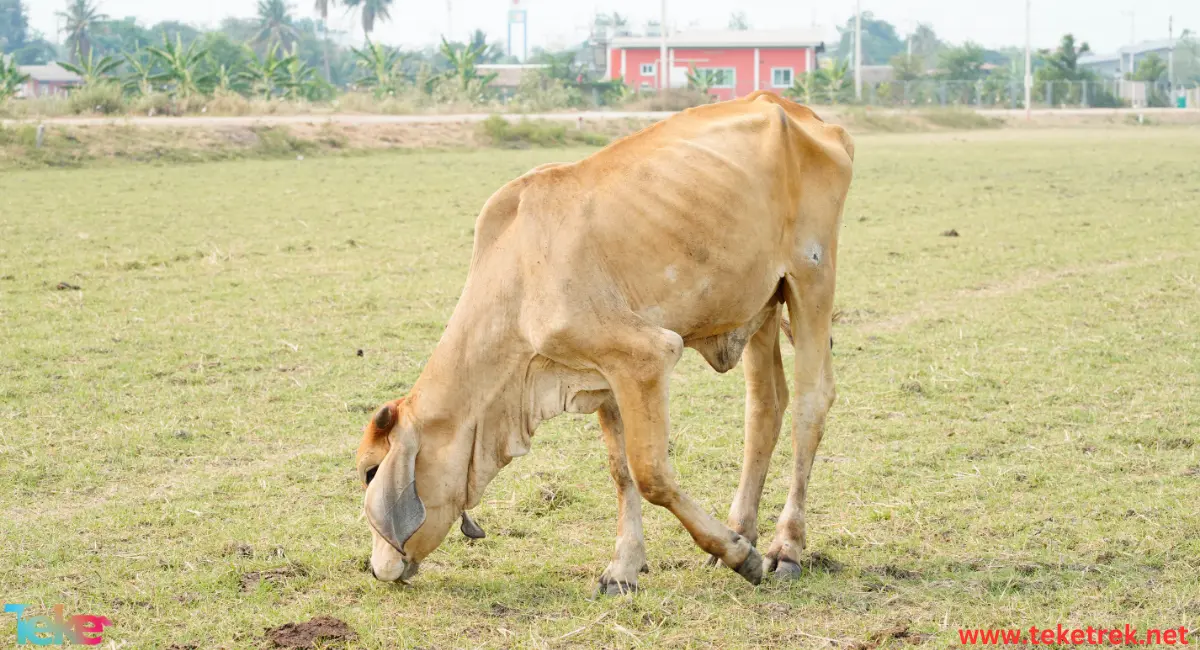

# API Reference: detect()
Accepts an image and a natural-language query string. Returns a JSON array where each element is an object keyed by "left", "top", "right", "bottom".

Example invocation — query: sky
[{"left": 25, "top": 0, "right": 1199, "bottom": 56}]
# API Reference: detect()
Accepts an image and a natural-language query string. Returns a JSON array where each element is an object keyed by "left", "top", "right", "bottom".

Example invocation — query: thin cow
[{"left": 355, "top": 91, "right": 855, "bottom": 593}]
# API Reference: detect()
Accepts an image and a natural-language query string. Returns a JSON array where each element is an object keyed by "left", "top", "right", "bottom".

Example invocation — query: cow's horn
[{"left": 373, "top": 403, "right": 395, "bottom": 431}]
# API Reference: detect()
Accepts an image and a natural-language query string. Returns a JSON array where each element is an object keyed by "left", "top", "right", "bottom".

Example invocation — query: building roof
[
  {"left": 18, "top": 63, "right": 82, "bottom": 83},
  {"left": 611, "top": 28, "right": 826, "bottom": 49},
  {"left": 1080, "top": 38, "right": 1179, "bottom": 67},
  {"left": 1117, "top": 38, "right": 1179, "bottom": 55}
]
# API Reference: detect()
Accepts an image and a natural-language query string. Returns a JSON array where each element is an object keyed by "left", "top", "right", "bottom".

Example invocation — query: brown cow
[{"left": 355, "top": 91, "right": 854, "bottom": 593}]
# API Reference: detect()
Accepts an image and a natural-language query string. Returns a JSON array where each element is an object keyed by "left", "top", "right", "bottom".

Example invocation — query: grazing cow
[{"left": 355, "top": 91, "right": 854, "bottom": 593}]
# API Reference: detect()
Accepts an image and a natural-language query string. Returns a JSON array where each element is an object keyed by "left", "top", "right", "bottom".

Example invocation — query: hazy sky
[{"left": 25, "top": 0, "right": 1199, "bottom": 55}]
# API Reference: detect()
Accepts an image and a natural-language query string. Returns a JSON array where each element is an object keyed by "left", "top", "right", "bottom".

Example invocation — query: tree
[
  {"left": 89, "top": 17, "right": 153, "bottom": 56},
  {"left": 835, "top": 12, "right": 903, "bottom": 65},
  {"left": 728, "top": 12, "right": 749, "bottom": 31},
  {"left": 1, "top": 0, "right": 29, "bottom": 53},
  {"left": 937, "top": 42, "right": 986, "bottom": 80},
  {"left": 146, "top": 33, "right": 211, "bottom": 97},
  {"left": 343, "top": 0, "right": 393, "bottom": 38},
  {"left": 57, "top": 46, "right": 120, "bottom": 85},
  {"left": 1037, "top": 34, "right": 1090, "bottom": 81},
  {"left": 0, "top": 52, "right": 29, "bottom": 101},
  {"left": 1131, "top": 53, "right": 1167, "bottom": 82},
  {"left": 254, "top": 0, "right": 300, "bottom": 50},
  {"left": 889, "top": 52, "right": 923, "bottom": 80},
  {"left": 350, "top": 39, "right": 402, "bottom": 96},
  {"left": 908, "top": 22, "right": 943, "bottom": 70},
  {"left": 467, "top": 29, "right": 503, "bottom": 64},
  {"left": 57, "top": 0, "right": 107, "bottom": 61},
  {"left": 312, "top": 0, "right": 335, "bottom": 81}
]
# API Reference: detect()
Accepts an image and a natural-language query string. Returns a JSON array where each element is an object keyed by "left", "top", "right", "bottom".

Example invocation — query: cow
[{"left": 355, "top": 91, "right": 854, "bottom": 594}]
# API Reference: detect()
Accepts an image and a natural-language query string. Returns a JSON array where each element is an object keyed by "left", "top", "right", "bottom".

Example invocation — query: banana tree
[
  {"left": 209, "top": 59, "right": 247, "bottom": 96},
  {"left": 282, "top": 54, "right": 324, "bottom": 100},
  {"left": 435, "top": 37, "right": 496, "bottom": 99},
  {"left": 350, "top": 40, "right": 404, "bottom": 98},
  {"left": 57, "top": 48, "right": 122, "bottom": 86},
  {"left": 687, "top": 66, "right": 717, "bottom": 94},
  {"left": 146, "top": 34, "right": 212, "bottom": 98},
  {"left": 239, "top": 44, "right": 296, "bottom": 99},
  {"left": 785, "top": 71, "right": 816, "bottom": 105},
  {"left": 820, "top": 59, "right": 851, "bottom": 104},
  {"left": 122, "top": 52, "right": 157, "bottom": 96},
  {"left": 1, "top": 57, "right": 30, "bottom": 102}
]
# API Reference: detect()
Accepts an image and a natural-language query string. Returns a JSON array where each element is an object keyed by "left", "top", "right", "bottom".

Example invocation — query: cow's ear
[
  {"left": 365, "top": 440, "right": 426, "bottom": 553},
  {"left": 460, "top": 512, "right": 486, "bottom": 539}
]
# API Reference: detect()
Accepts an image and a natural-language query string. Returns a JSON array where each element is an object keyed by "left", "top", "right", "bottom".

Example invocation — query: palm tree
[
  {"left": 313, "top": 0, "right": 336, "bottom": 81},
  {"left": 57, "top": 48, "right": 121, "bottom": 86},
  {"left": 57, "top": 0, "right": 108, "bottom": 62},
  {"left": 146, "top": 33, "right": 211, "bottom": 97},
  {"left": 343, "top": 0, "right": 394, "bottom": 39},
  {"left": 253, "top": 0, "right": 300, "bottom": 50}
]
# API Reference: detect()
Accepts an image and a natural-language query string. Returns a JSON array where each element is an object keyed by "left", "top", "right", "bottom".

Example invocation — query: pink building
[{"left": 607, "top": 29, "right": 826, "bottom": 101}]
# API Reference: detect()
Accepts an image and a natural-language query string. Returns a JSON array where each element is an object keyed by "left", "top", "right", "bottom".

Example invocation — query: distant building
[
  {"left": 16, "top": 62, "right": 82, "bottom": 98},
  {"left": 1079, "top": 38, "right": 1180, "bottom": 80},
  {"left": 607, "top": 29, "right": 827, "bottom": 101}
]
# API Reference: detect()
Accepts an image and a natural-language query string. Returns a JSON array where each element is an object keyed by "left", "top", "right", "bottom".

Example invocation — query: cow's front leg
[
  {"left": 594, "top": 399, "right": 648, "bottom": 596},
  {"left": 707, "top": 305, "right": 788, "bottom": 567},
  {"left": 599, "top": 327, "right": 762, "bottom": 585}
]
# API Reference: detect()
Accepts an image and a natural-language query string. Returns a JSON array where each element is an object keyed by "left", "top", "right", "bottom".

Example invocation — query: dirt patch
[
  {"left": 265, "top": 616, "right": 357, "bottom": 648},
  {"left": 240, "top": 563, "right": 307, "bottom": 591},
  {"left": 803, "top": 551, "right": 845, "bottom": 574},
  {"left": 849, "top": 624, "right": 931, "bottom": 649},
  {"left": 870, "top": 564, "right": 922, "bottom": 580}
]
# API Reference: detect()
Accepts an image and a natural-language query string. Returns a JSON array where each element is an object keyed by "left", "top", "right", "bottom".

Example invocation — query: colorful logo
[{"left": 3, "top": 604, "right": 112, "bottom": 646}]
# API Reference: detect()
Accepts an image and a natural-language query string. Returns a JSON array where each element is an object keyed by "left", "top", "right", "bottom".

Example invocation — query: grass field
[{"left": 1, "top": 128, "right": 1198, "bottom": 649}]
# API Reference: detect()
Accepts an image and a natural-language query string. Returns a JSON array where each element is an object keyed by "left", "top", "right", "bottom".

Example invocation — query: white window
[
  {"left": 640, "top": 62, "right": 656, "bottom": 77},
  {"left": 771, "top": 67, "right": 794, "bottom": 88},
  {"left": 698, "top": 67, "right": 736, "bottom": 88}
]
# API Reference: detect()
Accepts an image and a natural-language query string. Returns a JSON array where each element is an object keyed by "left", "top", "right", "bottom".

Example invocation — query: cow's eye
[{"left": 365, "top": 466, "right": 379, "bottom": 486}]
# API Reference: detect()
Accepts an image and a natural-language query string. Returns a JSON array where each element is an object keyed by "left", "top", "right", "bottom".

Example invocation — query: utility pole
[
  {"left": 446, "top": 0, "right": 453, "bottom": 41},
  {"left": 660, "top": 0, "right": 668, "bottom": 92},
  {"left": 1168, "top": 16, "right": 1175, "bottom": 87},
  {"left": 854, "top": 0, "right": 863, "bottom": 100},
  {"left": 1024, "top": 0, "right": 1032, "bottom": 119}
]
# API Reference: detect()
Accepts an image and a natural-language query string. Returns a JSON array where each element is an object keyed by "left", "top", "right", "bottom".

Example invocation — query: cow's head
[{"left": 355, "top": 398, "right": 486, "bottom": 582}]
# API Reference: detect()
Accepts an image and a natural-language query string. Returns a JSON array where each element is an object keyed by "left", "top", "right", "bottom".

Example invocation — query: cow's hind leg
[
  {"left": 595, "top": 399, "right": 648, "bottom": 596},
  {"left": 764, "top": 274, "right": 836, "bottom": 579},
  {"left": 707, "top": 305, "right": 788, "bottom": 566}
]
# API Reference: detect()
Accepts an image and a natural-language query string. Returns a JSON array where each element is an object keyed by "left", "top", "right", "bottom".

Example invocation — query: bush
[
  {"left": 204, "top": 91, "right": 252, "bottom": 116},
  {"left": 131, "top": 92, "right": 173, "bottom": 116},
  {"left": 918, "top": 109, "right": 1000, "bottom": 130},
  {"left": 67, "top": 83, "right": 125, "bottom": 115},
  {"left": 623, "top": 88, "right": 714, "bottom": 111},
  {"left": 477, "top": 115, "right": 610, "bottom": 148},
  {"left": 512, "top": 72, "right": 581, "bottom": 112}
]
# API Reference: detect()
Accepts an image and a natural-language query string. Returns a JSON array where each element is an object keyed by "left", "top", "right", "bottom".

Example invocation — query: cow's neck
[{"left": 407, "top": 267, "right": 533, "bottom": 509}]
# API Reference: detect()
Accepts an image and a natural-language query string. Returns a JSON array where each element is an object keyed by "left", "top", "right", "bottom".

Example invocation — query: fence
[{"left": 798, "top": 79, "right": 1191, "bottom": 109}]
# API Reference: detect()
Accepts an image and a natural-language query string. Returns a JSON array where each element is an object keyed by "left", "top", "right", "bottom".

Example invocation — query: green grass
[{"left": 1, "top": 128, "right": 1198, "bottom": 648}]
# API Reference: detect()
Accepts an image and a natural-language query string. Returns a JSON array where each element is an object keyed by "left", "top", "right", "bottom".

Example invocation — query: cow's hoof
[
  {"left": 734, "top": 546, "right": 763, "bottom": 585},
  {"left": 594, "top": 578, "right": 638, "bottom": 597},
  {"left": 773, "top": 558, "right": 802, "bottom": 581}
]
